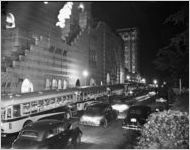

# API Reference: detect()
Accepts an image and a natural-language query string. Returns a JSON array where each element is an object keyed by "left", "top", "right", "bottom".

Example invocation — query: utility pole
[{"left": 179, "top": 78, "right": 182, "bottom": 95}]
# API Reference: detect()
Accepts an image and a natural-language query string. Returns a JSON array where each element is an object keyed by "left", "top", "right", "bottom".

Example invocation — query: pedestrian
[{"left": 71, "top": 127, "right": 82, "bottom": 148}]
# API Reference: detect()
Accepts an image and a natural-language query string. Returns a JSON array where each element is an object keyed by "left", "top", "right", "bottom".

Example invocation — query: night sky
[{"left": 91, "top": 1, "right": 188, "bottom": 81}]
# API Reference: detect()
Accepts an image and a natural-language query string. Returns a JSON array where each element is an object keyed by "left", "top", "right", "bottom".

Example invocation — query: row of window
[
  {"left": 49, "top": 46, "right": 67, "bottom": 56},
  {"left": 45, "top": 79, "right": 67, "bottom": 90},
  {"left": 2, "top": 94, "right": 74, "bottom": 120}
]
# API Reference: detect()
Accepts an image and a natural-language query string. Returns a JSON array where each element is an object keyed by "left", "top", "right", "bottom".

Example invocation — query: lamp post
[{"left": 83, "top": 70, "right": 88, "bottom": 86}]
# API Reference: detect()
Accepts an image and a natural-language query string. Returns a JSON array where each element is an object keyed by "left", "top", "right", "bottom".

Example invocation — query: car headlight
[
  {"left": 80, "top": 115, "right": 103, "bottom": 123},
  {"left": 112, "top": 104, "right": 129, "bottom": 112},
  {"left": 131, "top": 118, "right": 137, "bottom": 122}
]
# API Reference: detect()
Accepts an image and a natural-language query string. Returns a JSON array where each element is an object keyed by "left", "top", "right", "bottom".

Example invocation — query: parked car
[
  {"left": 122, "top": 105, "right": 151, "bottom": 132},
  {"left": 80, "top": 103, "right": 117, "bottom": 128},
  {"left": 12, "top": 119, "right": 82, "bottom": 149},
  {"left": 111, "top": 99, "right": 129, "bottom": 119}
]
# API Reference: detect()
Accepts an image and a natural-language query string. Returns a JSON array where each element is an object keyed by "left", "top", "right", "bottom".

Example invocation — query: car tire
[{"left": 103, "top": 119, "right": 108, "bottom": 128}]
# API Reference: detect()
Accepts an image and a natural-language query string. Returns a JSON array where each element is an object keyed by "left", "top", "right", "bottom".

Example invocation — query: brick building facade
[{"left": 1, "top": 2, "right": 125, "bottom": 94}]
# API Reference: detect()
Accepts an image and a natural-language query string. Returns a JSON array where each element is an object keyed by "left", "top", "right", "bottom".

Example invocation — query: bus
[
  {"left": 1, "top": 84, "right": 125, "bottom": 136},
  {"left": 1, "top": 89, "right": 78, "bottom": 137}
]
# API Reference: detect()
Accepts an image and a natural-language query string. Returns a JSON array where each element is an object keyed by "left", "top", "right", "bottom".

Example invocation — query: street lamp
[
  {"left": 153, "top": 79, "right": 157, "bottom": 85},
  {"left": 141, "top": 78, "right": 146, "bottom": 84},
  {"left": 153, "top": 79, "right": 158, "bottom": 88},
  {"left": 83, "top": 70, "right": 88, "bottom": 86},
  {"left": 126, "top": 75, "right": 130, "bottom": 81}
]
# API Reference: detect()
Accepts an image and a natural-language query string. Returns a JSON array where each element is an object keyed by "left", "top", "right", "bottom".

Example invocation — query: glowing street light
[
  {"left": 83, "top": 70, "right": 88, "bottom": 86},
  {"left": 83, "top": 70, "right": 88, "bottom": 77},
  {"left": 126, "top": 75, "right": 130, "bottom": 80},
  {"left": 153, "top": 79, "right": 157, "bottom": 85},
  {"left": 141, "top": 78, "right": 146, "bottom": 84}
]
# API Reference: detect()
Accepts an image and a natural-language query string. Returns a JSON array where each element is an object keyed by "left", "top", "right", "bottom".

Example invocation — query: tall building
[
  {"left": 117, "top": 28, "right": 139, "bottom": 75},
  {"left": 1, "top": 2, "right": 125, "bottom": 94}
]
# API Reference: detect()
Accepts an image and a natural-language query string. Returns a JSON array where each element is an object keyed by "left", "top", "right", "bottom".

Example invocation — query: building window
[
  {"left": 21, "top": 79, "right": 33, "bottom": 93},
  {"left": 52, "top": 79, "right": 58, "bottom": 89},
  {"left": 89, "top": 49, "right": 97, "bottom": 66}
]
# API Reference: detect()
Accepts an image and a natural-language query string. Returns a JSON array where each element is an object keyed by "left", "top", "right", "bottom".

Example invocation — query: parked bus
[
  {"left": 1, "top": 89, "right": 81, "bottom": 137},
  {"left": 1, "top": 84, "right": 125, "bottom": 136}
]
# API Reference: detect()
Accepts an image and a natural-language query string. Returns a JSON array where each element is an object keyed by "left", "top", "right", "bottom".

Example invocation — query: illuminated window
[
  {"left": 63, "top": 80, "right": 67, "bottom": 89},
  {"left": 6, "top": 13, "right": 15, "bottom": 29},
  {"left": 58, "top": 79, "right": 62, "bottom": 89},
  {"left": 21, "top": 79, "right": 33, "bottom": 93},
  {"left": 45, "top": 78, "right": 51, "bottom": 89},
  {"left": 52, "top": 79, "right": 57, "bottom": 89}
]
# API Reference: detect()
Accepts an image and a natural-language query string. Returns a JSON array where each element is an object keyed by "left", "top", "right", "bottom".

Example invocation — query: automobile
[
  {"left": 12, "top": 119, "right": 82, "bottom": 149},
  {"left": 80, "top": 103, "right": 117, "bottom": 128},
  {"left": 148, "top": 91, "right": 156, "bottom": 96},
  {"left": 155, "top": 99, "right": 168, "bottom": 112},
  {"left": 155, "top": 97, "right": 167, "bottom": 103},
  {"left": 122, "top": 105, "right": 152, "bottom": 132},
  {"left": 111, "top": 99, "right": 129, "bottom": 119}
]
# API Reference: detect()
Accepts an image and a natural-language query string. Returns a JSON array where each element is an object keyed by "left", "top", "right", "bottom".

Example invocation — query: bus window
[
  {"left": 44, "top": 99, "right": 50, "bottom": 109},
  {"left": 54, "top": 98, "right": 59, "bottom": 107},
  {"left": 31, "top": 101, "right": 38, "bottom": 113},
  {"left": 62, "top": 96, "right": 66, "bottom": 101},
  {"left": 66, "top": 96, "right": 69, "bottom": 100},
  {"left": 1, "top": 108, "right": 6, "bottom": 120},
  {"left": 50, "top": 99, "right": 55, "bottom": 108},
  {"left": 13, "top": 105, "right": 21, "bottom": 118},
  {"left": 22, "top": 103, "right": 30, "bottom": 115},
  {"left": 7, "top": 107, "right": 12, "bottom": 119},
  {"left": 57, "top": 97, "right": 61, "bottom": 104},
  {"left": 38, "top": 100, "right": 45, "bottom": 111}
]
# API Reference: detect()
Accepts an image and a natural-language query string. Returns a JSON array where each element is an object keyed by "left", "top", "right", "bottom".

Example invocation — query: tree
[
  {"left": 136, "top": 110, "right": 189, "bottom": 149},
  {"left": 153, "top": 5, "right": 189, "bottom": 87}
]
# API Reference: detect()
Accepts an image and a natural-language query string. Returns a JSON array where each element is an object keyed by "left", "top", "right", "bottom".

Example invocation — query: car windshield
[
  {"left": 129, "top": 109, "right": 143, "bottom": 115},
  {"left": 128, "top": 106, "right": 150, "bottom": 115},
  {"left": 20, "top": 130, "right": 39, "bottom": 138},
  {"left": 86, "top": 106, "right": 104, "bottom": 114}
]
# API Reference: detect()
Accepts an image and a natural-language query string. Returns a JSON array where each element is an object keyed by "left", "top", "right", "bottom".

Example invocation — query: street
[
  {"left": 1, "top": 118, "right": 140, "bottom": 149},
  {"left": 67, "top": 118, "right": 140, "bottom": 149},
  {"left": 2, "top": 92, "right": 153, "bottom": 149}
]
